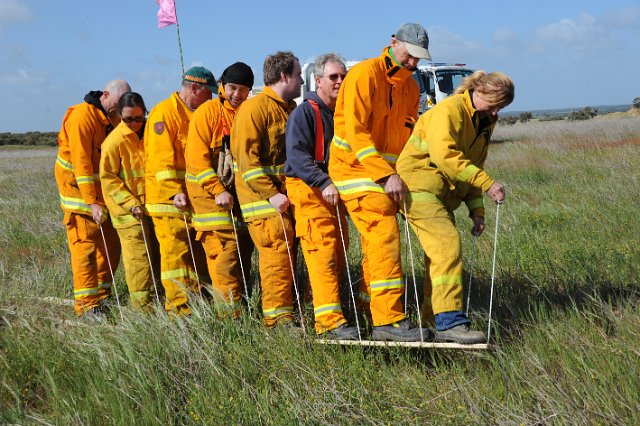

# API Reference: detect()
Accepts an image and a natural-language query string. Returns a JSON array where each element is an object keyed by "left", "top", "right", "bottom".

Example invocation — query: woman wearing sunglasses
[{"left": 100, "top": 92, "right": 156, "bottom": 312}]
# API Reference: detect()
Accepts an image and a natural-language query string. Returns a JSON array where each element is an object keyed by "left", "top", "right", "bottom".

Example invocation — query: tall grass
[{"left": 1, "top": 117, "right": 639, "bottom": 424}]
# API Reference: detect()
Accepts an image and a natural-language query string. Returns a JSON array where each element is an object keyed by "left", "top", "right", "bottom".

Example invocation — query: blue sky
[{"left": 1, "top": 0, "right": 639, "bottom": 132}]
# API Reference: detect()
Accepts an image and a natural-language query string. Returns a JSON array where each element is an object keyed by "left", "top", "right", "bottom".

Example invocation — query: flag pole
[{"left": 173, "top": 0, "right": 185, "bottom": 75}]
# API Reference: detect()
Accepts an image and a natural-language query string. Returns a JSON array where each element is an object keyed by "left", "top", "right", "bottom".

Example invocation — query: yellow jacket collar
[{"left": 381, "top": 47, "right": 415, "bottom": 86}]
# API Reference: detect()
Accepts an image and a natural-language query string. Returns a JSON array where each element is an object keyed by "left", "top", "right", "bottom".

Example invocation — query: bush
[{"left": 567, "top": 107, "right": 597, "bottom": 121}]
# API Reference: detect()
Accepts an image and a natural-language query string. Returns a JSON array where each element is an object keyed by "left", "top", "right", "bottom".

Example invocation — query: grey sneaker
[
  {"left": 319, "top": 324, "right": 361, "bottom": 341},
  {"left": 81, "top": 306, "right": 106, "bottom": 323},
  {"left": 372, "top": 319, "right": 434, "bottom": 342},
  {"left": 435, "top": 324, "right": 486, "bottom": 344}
]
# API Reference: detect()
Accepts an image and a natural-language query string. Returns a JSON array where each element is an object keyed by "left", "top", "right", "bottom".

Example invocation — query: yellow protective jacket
[
  {"left": 328, "top": 47, "right": 419, "bottom": 199},
  {"left": 396, "top": 90, "right": 496, "bottom": 217},
  {"left": 55, "top": 97, "right": 114, "bottom": 215},
  {"left": 231, "top": 86, "right": 295, "bottom": 222},
  {"left": 185, "top": 90, "right": 236, "bottom": 231},
  {"left": 100, "top": 121, "right": 146, "bottom": 228},
  {"left": 144, "top": 92, "right": 192, "bottom": 217}
]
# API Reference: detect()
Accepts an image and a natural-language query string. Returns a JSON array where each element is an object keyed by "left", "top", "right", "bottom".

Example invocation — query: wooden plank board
[{"left": 316, "top": 339, "right": 490, "bottom": 350}]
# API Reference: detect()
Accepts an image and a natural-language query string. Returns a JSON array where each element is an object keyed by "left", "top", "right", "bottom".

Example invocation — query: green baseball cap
[{"left": 183, "top": 66, "right": 218, "bottom": 92}]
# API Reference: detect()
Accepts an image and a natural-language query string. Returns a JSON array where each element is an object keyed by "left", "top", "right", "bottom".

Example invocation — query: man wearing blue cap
[{"left": 144, "top": 66, "right": 216, "bottom": 316}]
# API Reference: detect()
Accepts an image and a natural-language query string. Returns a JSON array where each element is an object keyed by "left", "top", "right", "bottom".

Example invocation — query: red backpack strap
[{"left": 307, "top": 99, "right": 325, "bottom": 162}]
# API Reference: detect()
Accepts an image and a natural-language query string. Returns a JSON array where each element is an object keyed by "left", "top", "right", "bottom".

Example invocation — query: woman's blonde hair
[{"left": 454, "top": 71, "right": 514, "bottom": 107}]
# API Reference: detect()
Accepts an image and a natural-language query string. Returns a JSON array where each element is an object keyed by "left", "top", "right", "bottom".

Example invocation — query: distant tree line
[
  {"left": 0, "top": 132, "right": 57, "bottom": 146},
  {"left": 567, "top": 107, "right": 598, "bottom": 121}
]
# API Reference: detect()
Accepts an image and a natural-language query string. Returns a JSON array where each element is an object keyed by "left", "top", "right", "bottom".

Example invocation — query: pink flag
[{"left": 156, "top": 0, "right": 177, "bottom": 28}]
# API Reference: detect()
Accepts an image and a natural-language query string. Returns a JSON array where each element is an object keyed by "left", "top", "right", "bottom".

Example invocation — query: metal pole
[
  {"left": 230, "top": 206, "right": 252, "bottom": 317},
  {"left": 183, "top": 213, "right": 201, "bottom": 289},
  {"left": 99, "top": 223, "right": 124, "bottom": 321},
  {"left": 465, "top": 235, "right": 478, "bottom": 316},
  {"left": 279, "top": 212, "right": 306, "bottom": 334},
  {"left": 336, "top": 204, "right": 362, "bottom": 341},
  {"left": 402, "top": 200, "right": 425, "bottom": 342},
  {"left": 173, "top": 0, "right": 185, "bottom": 75},
  {"left": 486, "top": 203, "right": 501, "bottom": 344},
  {"left": 139, "top": 218, "right": 161, "bottom": 305}
]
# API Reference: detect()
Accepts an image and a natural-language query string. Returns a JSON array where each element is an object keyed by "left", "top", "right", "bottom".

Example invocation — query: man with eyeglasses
[
  {"left": 144, "top": 66, "right": 216, "bottom": 317},
  {"left": 284, "top": 53, "right": 359, "bottom": 340},
  {"left": 185, "top": 62, "right": 255, "bottom": 316},
  {"left": 328, "top": 23, "right": 434, "bottom": 341},
  {"left": 54, "top": 79, "right": 131, "bottom": 321}
]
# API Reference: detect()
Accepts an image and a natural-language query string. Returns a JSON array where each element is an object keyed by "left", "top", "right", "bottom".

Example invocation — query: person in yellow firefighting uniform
[
  {"left": 284, "top": 53, "right": 360, "bottom": 339},
  {"left": 328, "top": 23, "right": 433, "bottom": 341},
  {"left": 231, "top": 51, "right": 303, "bottom": 328},
  {"left": 186, "top": 62, "right": 255, "bottom": 314},
  {"left": 396, "top": 71, "right": 514, "bottom": 344},
  {"left": 55, "top": 79, "right": 131, "bottom": 321},
  {"left": 100, "top": 92, "right": 155, "bottom": 312},
  {"left": 144, "top": 66, "right": 215, "bottom": 316}
]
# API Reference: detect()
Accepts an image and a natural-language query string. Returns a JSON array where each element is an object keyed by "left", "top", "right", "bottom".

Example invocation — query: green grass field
[{"left": 1, "top": 117, "right": 639, "bottom": 424}]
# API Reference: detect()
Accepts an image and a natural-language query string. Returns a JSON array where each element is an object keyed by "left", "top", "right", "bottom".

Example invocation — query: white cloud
[
  {"left": 427, "top": 26, "right": 486, "bottom": 63},
  {"left": 0, "top": 0, "right": 32, "bottom": 30},
  {"left": 0, "top": 68, "right": 48, "bottom": 86},
  {"left": 533, "top": 12, "right": 620, "bottom": 55}
]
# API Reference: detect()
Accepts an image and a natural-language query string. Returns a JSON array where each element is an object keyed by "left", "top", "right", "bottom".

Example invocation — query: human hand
[
  {"left": 131, "top": 205, "right": 144, "bottom": 220},
  {"left": 215, "top": 191, "right": 234, "bottom": 210},
  {"left": 471, "top": 215, "right": 485, "bottom": 236},
  {"left": 487, "top": 181, "right": 505, "bottom": 204},
  {"left": 321, "top": 183, "right": 339, "bottom": 206},
  {"left": 91, "top": 203, "right": 105, "bottom": 224},
  {"left": 382, "top": 174, "right": 407, "bottom": 204},
  {"left": 269, "top": 193, "right": 290, "bottom": 213},
  {"left": 173, "top": 193, "right": 188, "bottom": 211}
]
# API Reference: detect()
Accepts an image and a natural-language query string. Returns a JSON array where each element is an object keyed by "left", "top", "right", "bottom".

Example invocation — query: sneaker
[
  {"left": 81, "top": 306, "right": 106, "bottom": 323},
  {"left": 372, "top": 319, "right": 434, "bottom": 342},
  {"left": 319, "top": 324, "right": 361, "bottom": 341},
  {"left": 435, "top": 324, "right": 486, "bottom": 344}
]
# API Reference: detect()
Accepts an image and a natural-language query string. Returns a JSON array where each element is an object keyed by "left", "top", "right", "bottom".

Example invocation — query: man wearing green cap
[{"left": 144, "top": 66, "right": 216, "bottom": 316}]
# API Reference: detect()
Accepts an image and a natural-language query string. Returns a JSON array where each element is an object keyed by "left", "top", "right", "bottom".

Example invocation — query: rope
[
  {"left": 465, "top": 235, "right": 478, "bottom": 316},
  {"left": 486, "top": 203, "right": 501, "bottom": 344},
  {"left": 336, "top": 204, "right": 362, "bottom": 341},
  {"left": 279, "top": 212, "right": 307, "bottom": 334},
  {"left": 183, "top": 213, "right": 201, "bottom": 289},
  {"left": 139, "top": 219, "right": 161, "bottom": 305},
  {"left": 402, "top": 200, "right": 425, "bottom": 342},
  {"left": 99, "top": 223, "right": 124, "bottom": 321},
  {"left": 230, "top": 206, "right": 252, "bottom": 317}
]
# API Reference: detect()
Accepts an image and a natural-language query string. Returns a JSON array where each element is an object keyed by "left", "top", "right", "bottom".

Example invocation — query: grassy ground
[{"left": 1, "top": 116, "right": 639, "bottom": 425}]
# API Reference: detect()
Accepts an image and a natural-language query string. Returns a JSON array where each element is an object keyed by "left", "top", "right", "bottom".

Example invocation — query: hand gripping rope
[
  {"left": 99, "top": 223, "right": 124, "bottom": 321},
  {"left": 139, "top": 219, "right": 161, "bottom": 305},
  {"left": 401, "top": 200, "right": 426, "bottom": 342},
  {"left": 183, "top": 213, "right": 201, "bottom": 289},
  {"left": 335, "top": 204, "right": 363, "bottom": 341},
  {"left": 278, "top": 212, "right": 307, "bottom": 334},
  {"left": 230, "top": 206, "right": 252, "bottom": 317}
]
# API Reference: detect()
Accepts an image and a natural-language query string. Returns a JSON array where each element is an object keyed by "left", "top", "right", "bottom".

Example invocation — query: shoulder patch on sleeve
[{"left": 154, "top": 121, "right": 165, "bottom": 135}]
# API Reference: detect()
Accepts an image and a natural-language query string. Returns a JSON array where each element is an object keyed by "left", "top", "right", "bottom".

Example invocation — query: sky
[{"left": 1, "top": 0, "right": 639, "bottom": 132}]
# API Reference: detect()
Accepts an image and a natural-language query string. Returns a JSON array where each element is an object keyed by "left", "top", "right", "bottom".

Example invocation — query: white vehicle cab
[{"left": 413, "top": 63, "right": 475, "bottom": 114}]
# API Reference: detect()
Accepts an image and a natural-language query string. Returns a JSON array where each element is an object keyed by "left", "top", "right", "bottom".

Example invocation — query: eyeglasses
[
  {"left": 122, "top": 116, "right": 145, "bottom": 123},
  {"left": 323, "top": 73, "right": 347, "bottom": 82}
]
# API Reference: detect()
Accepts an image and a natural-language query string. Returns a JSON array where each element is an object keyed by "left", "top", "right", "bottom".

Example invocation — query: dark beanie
[{"left": 220, "top": 62, "right": 254, "bottom": 89}]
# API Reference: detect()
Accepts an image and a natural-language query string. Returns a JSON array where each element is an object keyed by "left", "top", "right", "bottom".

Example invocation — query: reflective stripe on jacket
[
  {"left": 54, "top": 100, "right": 112, "bottom": 215},
  {"left": 185, "top": 92, "right": 235, "bottom": 231},
  {"left": 396, "top": 90, "right": 496, "bottom": 217},
  {"left": 328, "top": 47, "right": 419, "bottom": 199},
  {"left": 144, "top": 92, "right": 192, "bottom": 217},
  {"left": 230, "top": 86, "right": 295, "bottom": 221},
  {"left": 100, "top": 121, "right": 145, "bottom": 228}
]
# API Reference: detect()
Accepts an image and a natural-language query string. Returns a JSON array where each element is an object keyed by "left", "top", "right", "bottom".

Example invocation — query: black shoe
[
  {"left": 372, "top": 319, "right": 434, "bottom": 342},
  {"left": 319, "top": 323, "right": 361, "bottom": 341},
  {"left": 435, "top": 324, "right": 486, "bottom": 344}
]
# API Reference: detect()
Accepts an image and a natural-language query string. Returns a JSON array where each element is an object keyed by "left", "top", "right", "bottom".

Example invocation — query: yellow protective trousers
[
  {"left": 115, "top": 218, "right": 155, "bottom": 311},
  {"left": 151, "top": 215, "right": 206, "bottom": 316},
  {"left": 64, "top": 212, "right": 121, "bottom": 315},
  {"left": 196, "top": 228, "right": 243, "bottom": 310},
  {"left": 405, "top": 195, "right": 464, "bottom": 323},
  {"left": 247, "top": 213, "right": 294, "bottom": 327},
  {"left": 342, "top": 192, "right": 405, "bottom": 326},
  {"left": 288, "top": 178, "right": 348, "bottom": 334}
]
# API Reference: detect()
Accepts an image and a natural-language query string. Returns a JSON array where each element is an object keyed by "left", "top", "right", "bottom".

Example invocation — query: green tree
[{"left": 633, "top": 97, "right": 640, "bottom": 109}]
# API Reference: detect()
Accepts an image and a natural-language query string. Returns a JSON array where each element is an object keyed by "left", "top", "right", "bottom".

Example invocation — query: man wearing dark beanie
[{"left": 185, "top": 62, "right": 255, "bottom": 315}]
